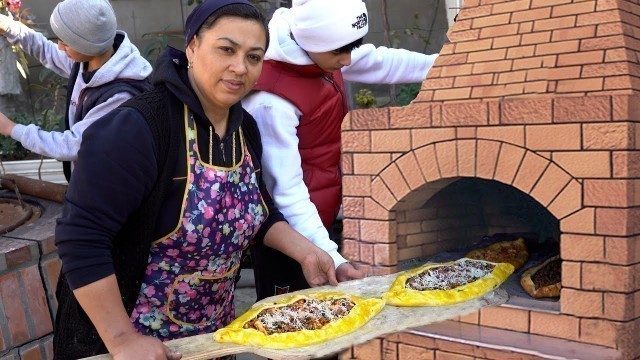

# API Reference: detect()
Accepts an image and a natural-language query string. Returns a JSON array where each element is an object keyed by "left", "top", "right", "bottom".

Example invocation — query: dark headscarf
[{"left": 185, "top": 0, "right": 253, "bottom": 46}]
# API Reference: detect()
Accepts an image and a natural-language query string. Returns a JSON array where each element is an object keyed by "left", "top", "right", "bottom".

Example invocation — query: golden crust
[
  {"left": 520, "top": 255, "right": 561, "bottom": 298},
  {"left": 465, "top": 237, "right": 529, "bottom": 270},
  {"left": 382, "top": 259, "right": 514, "bottom": 306},
  {"left": 213, "top": 292, "right": 385, "bottom": 349}
]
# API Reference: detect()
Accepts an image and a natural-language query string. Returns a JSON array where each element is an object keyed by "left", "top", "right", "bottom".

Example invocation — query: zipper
[{"left": 321, "top": 73, "right": 348, "bottom": 116}]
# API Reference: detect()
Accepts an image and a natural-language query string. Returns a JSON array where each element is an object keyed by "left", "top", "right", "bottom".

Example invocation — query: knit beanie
[
  {"left": 50, "top": 0, "right": 117, "bottom": 56},
  {"left": 185, "top": 0, "right": 253, "bottom": 47},
  {"left": 290, "top": 0, "right": 368, "bottom": 53}
]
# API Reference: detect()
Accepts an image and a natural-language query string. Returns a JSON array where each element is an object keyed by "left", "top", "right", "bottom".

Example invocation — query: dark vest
[
  {"left": 62, "top": 62, "right": 152, "bottom": 182},
  {"left": 53, "top": 87, "right": 180, "bottom": 360},
  {"left": 253, "top": 60, "right": 348, "bottom": 227}
]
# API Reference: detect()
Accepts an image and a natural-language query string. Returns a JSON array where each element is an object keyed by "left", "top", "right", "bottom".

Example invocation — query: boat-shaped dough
[
  {"left": 382, "top": 258, "right": 514, "bottom": 306},
  {"left": 213, "top": 292, "right": 385, "bottom": 348}
]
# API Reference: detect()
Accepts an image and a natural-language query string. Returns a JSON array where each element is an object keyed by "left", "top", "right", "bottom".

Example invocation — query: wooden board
[{"left": 84, "top": 270, "right": 508, "bottom": 359}]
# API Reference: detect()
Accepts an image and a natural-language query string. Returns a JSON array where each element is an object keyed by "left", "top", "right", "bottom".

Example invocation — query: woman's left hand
[{"left": 299, "top": 247, "right": 338, "bottom": 287}]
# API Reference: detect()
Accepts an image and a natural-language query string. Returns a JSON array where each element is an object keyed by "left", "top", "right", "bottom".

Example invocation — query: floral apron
[{"left": 130, "top": 105, "right": 267, "bottom": 341}]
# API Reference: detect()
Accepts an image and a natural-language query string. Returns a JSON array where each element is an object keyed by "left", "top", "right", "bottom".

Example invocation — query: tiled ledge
[{"left": 407, "top": 320, "right": 622, "bottom": 360}]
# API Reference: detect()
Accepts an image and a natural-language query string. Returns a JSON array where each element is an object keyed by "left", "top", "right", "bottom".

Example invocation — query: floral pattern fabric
[{"left": 130, "top": 108, "right": 266, "bottom": 341}]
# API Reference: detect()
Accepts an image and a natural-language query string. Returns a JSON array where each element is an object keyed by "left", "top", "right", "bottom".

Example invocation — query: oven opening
[{"left": 397, "top": 178, "right": 561, "bottom": 312}]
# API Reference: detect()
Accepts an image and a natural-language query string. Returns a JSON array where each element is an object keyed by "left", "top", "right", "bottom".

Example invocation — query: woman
[{"left": 53, "top": 1, "right": 338, "bottom": 359}]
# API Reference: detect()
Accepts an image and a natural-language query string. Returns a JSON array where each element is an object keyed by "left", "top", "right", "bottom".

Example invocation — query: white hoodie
[
  {"left": 4, "top": 20, "right": 152, "bottom": 161},
  {"left": 243, "top": 8, "right": 438, "bottom": 268}
]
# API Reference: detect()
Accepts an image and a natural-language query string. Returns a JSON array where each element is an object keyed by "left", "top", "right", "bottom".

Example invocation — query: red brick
[
  {"left": 512, "top": 7, "right": 551, "bottom": 22},
  {"left": 353, "top": 338, "right": 382, "bottom": 359},
  {"left": 557, "top": 50, "right": 604, "bottom": 67},
  {"left": 456, "top": 127, "right": 477, "bottom": 139},
  {"left": 341, "top": 239, "right": 361, "bottom": 262},
  {"left": 351, "top": 108, "right": 389, "bottom": 130},
  {"left": 580, "top": 319, "right": 619, "bottom": 347},
  {"left": 380, "top": 164, "right": 411, "bottom": 201},
  {"left": 435, "top": 141, "right": 458, "bottom": 178},
  {"left": 521, "top": 31, "right": 551, "bottom": 45},
  {"left": 395, "top": 153, "right": 427, "bottom": 191},
  {"left": 390, "top": 103, "right": 431, "bottom": 129},
  {"left": 433, "top": 87, "right": 473, "bottom": 101},
  {"left": 414, "top": 145, "right": 441, "bottom": 182},
  {"left": 343, "top": 175, "right": 371, "bottom": 197},
  {"left": 554, "top": 96, "right": 611, "bottom": 122},
  {"left": 493, "top": 0, "right": 531, "bottom": 14},
  {"left": 372, "top": 130, "right": 411, "bottom": 153},
  {"left": 398, "top": 344, "right": 434, "bottom": 360},
  {"left": 605, "top": 236, "right": 640, "bottom": 265},
  {"left": 453, "top": 74, "right": 494, "bottom": 87},
  {"left": 342, "top": 154, "right": 353, "bottom": 175},
  {"left": 364, "top": 198, "right": 395, "bottom": 221},
  {"left": 353, "top": 154, "right": 392, "bottom": 175},
  {"left": 493, "top": 35, "right": 521, "bottom": 49},
  {"left": 502, "top": 98, "right": 552, "bottom": 124},
  {"left": 342, "top": 219, "right": 360, "bottom": 240},
  {"left": 530, "top": 163, "right": 572, "bottom": 206},
  {"left": 560, "top": 207, "right": 595, "bottom": 234},
  {"left": 596, "top": 207, "right": 640, "bottom": 236},
  {"left": 547, "top": 180, "right": 582, "bottom": 219},
  {"left": 343, "top": 131, "right": 371, "bottom": 152},
  {"left": 552, "top": 25, "right": 596, "bottom": 41},
  {"left": 441, "top": 102, "right": 488, "bottom": 126},
  {"left": 583, "top": 122, "right": 634, "bottom": 150},
  {"left": 448, "top": 29, "right": 481, "bottom": 43},
  {"left": 530, "top": 312, "right": 579, "bottom": 340},
  {"left": 552, "top": 151, "right": 610, "bottom": 178},
  {"left": 497, "top": 70, "right": 527, "bottom": 84},
  {"left": 480, "top": 306, "right": 529, "bottom": 332},
  {"left": 479, "top": 24, "right": 520, "bottom": 39},
  {"left": 512, "top": 151, "right": 549, "bottom": 193},
  {"left": 374, "top": 244, "right": 397, "bottom": 266},
  {"left": 506, "top": 45, "right": 535, "bottom": 59},
  {"left": 371, "top": 178, "right": 396, "bottom": 211},
  {"left": 581, "top": 35, "right": 626, "bottom": 51},
  {"left": 533, "top": 16, "right": 577, "bottom": 31},
  {"left": 476, "top": 140, "right": 501, "bottom": 180},
  {"left": 0, "top": 273, "right": 29, "bottom": 346},
  {"left": 457, "top": 140, "right": 476, "bottom": 177},
  {"left": 612, "top": 95, "right": 640, "bottom": 121},
  {"left": 561, "top": 234, "right": 604, "bottom": 261},
  {"left": 471, "top": 60, "right": 513, "bottom": 74},
  {"left": 435, "top": 351, "right": 473, "bottom": 360},
  {"left": 20, "top": 266, "right": 52, "bottom": 338},
  {"left": 561, "top": 288, "right": 604, "bottom": 317},
  {"left": 455, "top": 38, "right": 493, "bottom": 53},
  {"left": 494, "top": 144, "right": 526, "bottom": 184},
  {"left": 556, "top": 78, "right": 604, "bottom": 92},
  {"left": 360, "top": 243, "right": 374, "bottom": 264},
  {"left": 343, "top": 197, "right": 364, "bottom": 218},
  {"left": 553, "top": 1, "right": 595, "bottom": 17},
  {"left": 604, "top": 292, "right": 638, "bottom": 321},
  {"left": 585, "top": 179, "right": 640, "bottom": 207},
  {"left": 19, "top": 341, "right": 42, "bottom": 360},
  {"left": 576, "top": 9, "right": 622, "bottom": 26},
  {"left": 477, "top": 126, "right": 525, "bottom": 146},
  {"left": 360, "top": 220, "right": 396, "bottom": 244},
  {"left": 562, "top": 261, "right": 582, "bottom": 288},
  {"left": 527, "top": 123, "right": 582, "bottom": 150},
  {"left": 412, "top": 128, "right": 456, "bottom": 149},
  {"left": 582, "top": 262, "right": 638, "bottom": 292},
  {"left": 519, "top": 21, "right": 534, "bottom": 33}
]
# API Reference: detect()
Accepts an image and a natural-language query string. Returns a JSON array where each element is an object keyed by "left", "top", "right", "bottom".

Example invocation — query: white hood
[{"left": 264, "top": 8, "right": 314, "bottom": 66}]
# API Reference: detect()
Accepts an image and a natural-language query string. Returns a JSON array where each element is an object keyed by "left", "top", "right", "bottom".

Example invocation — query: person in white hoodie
[
  {"left": 0, "top": 0, "right": 152, "bottom": 181},
  {"left": 243, "top": 0, "right": 439, "bottom": 300}
]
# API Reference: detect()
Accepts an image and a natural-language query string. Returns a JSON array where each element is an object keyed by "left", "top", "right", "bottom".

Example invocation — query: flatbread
[
  {"left": 213, "top": 292, "right": 384, "bottom": 349},
  {"left": 465, "top": 237, "right": 529, "bottom": 270},
  {"left": 382, "top": 258, "right": 514, "bottom": 306},
  {"left": 520, "top": 255, "right": 561, "bottom": 298}
]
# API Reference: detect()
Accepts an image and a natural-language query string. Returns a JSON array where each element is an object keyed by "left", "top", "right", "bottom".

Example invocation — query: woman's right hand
[{"left": 111, "top": 333, "right": 182, "bottom": 360}]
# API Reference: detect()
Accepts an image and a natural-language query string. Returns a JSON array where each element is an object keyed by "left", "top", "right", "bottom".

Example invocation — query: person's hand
[
  {"left": 0, "top": 13, "right": 13, "bottom": 34},
  {"left": 110, "top": 333, "right": 182, "bottom": 360},
  {"left": 0, "top": 112, "right": 16, "bottom": 137},
  {"left": 299, "top": 246, "right": 339, "bottom": 287},
  {"left": 336, "top": 262, "right": 368, "bottom": 282}
]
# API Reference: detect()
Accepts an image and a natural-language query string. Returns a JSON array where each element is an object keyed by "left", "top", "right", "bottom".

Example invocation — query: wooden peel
[{"left": 0, "top": 174, "right": 67, "bottom": 203}]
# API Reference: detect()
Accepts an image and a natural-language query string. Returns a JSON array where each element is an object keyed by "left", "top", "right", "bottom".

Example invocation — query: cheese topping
[
  {"left": 243, "top": 297, "right": 355, "bottom": 335},
  {"left": 406, "top": 259, "right": 495, "bottom": 291}
]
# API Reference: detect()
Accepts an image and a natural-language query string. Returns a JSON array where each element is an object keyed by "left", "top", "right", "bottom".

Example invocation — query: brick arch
[{"left": 370, "top": 139, "right": 583, "bottom": 221}]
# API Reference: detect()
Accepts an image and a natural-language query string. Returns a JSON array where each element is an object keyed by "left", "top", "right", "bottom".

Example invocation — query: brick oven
[{"left": 340, "top": 0, "right": 640, "bottom": 359}]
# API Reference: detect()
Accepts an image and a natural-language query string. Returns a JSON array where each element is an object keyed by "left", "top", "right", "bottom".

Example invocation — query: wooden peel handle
[{"left": 0, "top": 174, "right": 67, "bottom": 203}]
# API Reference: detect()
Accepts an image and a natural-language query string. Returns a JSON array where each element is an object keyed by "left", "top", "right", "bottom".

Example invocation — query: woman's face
[{"left": 187, "top": 17, "right": 266, "bottom": 114}]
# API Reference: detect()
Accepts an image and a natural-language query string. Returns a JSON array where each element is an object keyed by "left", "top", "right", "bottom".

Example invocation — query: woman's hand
[
  {"left": 0, "top": 112, "right": 16, "bottom": 137},
  {"left": 299, "top": 246, "right": 338, "bottom": 287},
  {"left": 336, "top": 262, "right": 368, "bottom": 282},
  {"left": 263, "top": 221, "right": 338, "bottom": 287},
  {"left": 111, "top": 333, "right": 182, "bottom": 360}
]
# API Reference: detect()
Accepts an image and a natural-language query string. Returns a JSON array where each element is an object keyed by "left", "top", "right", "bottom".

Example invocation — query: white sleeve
[
  {"left": 10, "top": 92, "right": 133, "bottom": 161},
  {"left": 4, "top": 18, "right": 73, "bottom": 77},
  {"left": 243, "top": 93, "right": 348, "bottom": 269},
  {"left": 342, "top": 43, "right": 438, "bottom": 84}
]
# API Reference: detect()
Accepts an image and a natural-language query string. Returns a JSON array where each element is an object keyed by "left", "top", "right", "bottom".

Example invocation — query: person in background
[
  {"left": 0, "top": 0, "right": 151, "bottom": 181},
  {"left": 243, "top": 0, "right": 439, "bottom": 300},
  {"left": 53, "top": 1, "right": 338, "bottom": 359}
]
